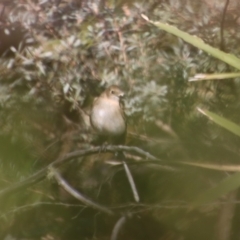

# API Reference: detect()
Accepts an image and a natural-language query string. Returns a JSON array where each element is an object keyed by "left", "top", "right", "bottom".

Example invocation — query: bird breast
[{"left": 91, "top": 98, "right": 125, "bottom": 136}]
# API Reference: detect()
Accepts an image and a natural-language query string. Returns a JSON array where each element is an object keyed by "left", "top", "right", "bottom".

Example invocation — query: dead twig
[
  {"left": 0, "top": 145, "right": 172, "bottom": 199},
  {"left": 49, "top": 166, "right": 113, "bottom": 215}
]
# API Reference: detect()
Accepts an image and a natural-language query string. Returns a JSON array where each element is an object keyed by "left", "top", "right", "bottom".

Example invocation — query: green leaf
[
  {"left": 141, "top": 14, "right": 240, "bottom": 70},
  {"left": 192, "top": 172, "right": 240, "bottom": 206},
  {"left": 189, "top": 72, "right": 240, "bottom": 81},
  {"left": 197, "top": 108, "right": 240, "bottom": 137}
]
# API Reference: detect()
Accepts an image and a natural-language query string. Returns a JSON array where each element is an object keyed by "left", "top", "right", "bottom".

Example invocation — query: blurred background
[{"left": 1, "top": 0, "right": 240, "bottom": 239}]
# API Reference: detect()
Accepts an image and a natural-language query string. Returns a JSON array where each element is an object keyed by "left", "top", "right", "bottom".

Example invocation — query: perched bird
[
  {"left": 90, "top": 85, "right": 126, "bottom": 145},
  {"left": 90, "top": 86, "right": 138, "bottom": 201}
]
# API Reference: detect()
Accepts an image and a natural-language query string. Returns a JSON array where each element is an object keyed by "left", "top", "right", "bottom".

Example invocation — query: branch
[
  {"left": 111, "top": 214, "right": 132, "bottom": 240},
  {"left": 0, "top": 145, "right": 170, "bottom": 199},
  {"left": 220, "top": 0, "right": 229, "bottom": 51},
  {"left": 122, "top": 161, "right": 139, "bottom": 202},
  {"left": 50, "top": 166, "right": 113, "bottom": 215}
]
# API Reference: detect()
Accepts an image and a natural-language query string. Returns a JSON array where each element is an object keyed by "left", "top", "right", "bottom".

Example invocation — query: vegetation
[{"left": 1, "top": 0, "right": 240, "bottom": 239}]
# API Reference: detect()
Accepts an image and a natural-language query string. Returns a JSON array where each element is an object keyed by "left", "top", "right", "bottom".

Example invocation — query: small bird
[
  {"left": 90, "top": 86, "right": 138, "bottom": 200},
  {"left": 90, "top": 85, "right": 126, "bottom": 145}
]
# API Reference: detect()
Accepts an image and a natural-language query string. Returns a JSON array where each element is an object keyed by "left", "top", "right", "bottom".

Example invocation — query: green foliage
[
  {"left": 143, "top": 14, "right": 240, "bottom": 70},
  {"left": 197, "top": 108, "right": 240, "bottom": 137},
  {"left": 193, "top": 172, "right": 240, "bottom": 206},
  {"left": 1, "top": 0, "right": 240, "bottom": 239}
]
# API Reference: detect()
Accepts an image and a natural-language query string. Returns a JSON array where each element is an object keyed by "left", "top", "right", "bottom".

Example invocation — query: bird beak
[{"left": 119, "top": 92, "right": 124, "bottom": 98}]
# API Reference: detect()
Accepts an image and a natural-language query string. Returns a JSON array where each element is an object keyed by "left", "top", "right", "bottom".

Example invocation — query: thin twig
[
  {"left": 50, "top": 166, "right": 113, "bottom": 215},
  {"left": 220, "top": 0, "right": 230, "bottom": 51},
  {"left": 0, "top": 202, "right": 86, "bottom": 219},
  {"left": 123, "top": 161, "right": 140, "bottom": 202},
  {"left": 111, "top": 214, "right": 132, "bottom": 240},
  {"left": 0, "top": 145, "right": 173, "bottom": 199}
]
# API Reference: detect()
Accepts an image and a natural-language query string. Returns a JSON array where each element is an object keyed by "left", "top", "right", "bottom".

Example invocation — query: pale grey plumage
[{"left": 90, "top": 85, "right": 126, "bottom": 144}]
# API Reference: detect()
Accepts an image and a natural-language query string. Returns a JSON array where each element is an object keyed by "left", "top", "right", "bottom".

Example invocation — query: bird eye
[{"left": 111, "top": 90, "right": 115, "bottom": 94}]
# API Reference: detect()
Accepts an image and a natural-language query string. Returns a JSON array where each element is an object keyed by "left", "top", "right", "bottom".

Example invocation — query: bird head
[{"left": 105, "top": 85, "right": 124, "bottom": 101}]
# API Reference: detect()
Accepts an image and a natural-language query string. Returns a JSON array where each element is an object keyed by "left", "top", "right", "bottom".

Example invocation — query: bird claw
[{"left": 99, "top": 142, "right": 108, "bottom": 153}]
